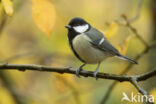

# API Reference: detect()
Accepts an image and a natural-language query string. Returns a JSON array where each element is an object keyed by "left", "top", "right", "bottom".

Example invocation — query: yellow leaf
[
  {"left": 117, "top": 35, "right": 132, "bottom": 55},
  {"left": 122, "top": 35, "right": 132, "bottom": 55},
  {"left": 106, "top": 22, "right": 118, "bottom": 39},
  {"left": 116, "top": 44, "right": 122, "bottom": 53},
  {"left": 2, "top": 0, "right": 14, "bottom": 16},
  {"left": 32, "top": 0, "right": 56, "bottom": 36}
]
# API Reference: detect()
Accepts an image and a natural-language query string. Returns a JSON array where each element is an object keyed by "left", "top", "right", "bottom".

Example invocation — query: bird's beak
[{"left": 65, "top": 25, "right": 72, "bottom": 29}]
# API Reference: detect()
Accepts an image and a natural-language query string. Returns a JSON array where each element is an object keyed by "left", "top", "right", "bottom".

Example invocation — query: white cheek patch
[{"left": 73, "top": 24, "right": 89, "bottom": 33}]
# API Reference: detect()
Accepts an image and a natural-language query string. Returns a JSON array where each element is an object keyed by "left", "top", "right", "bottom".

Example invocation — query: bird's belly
[{"left": 72, "top": 35, "right": 108, "bottom": 64}]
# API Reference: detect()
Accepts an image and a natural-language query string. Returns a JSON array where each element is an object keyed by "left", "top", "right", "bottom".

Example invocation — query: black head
[
  {"left": 65, "top": 17, "right": 91, "bottom": 34},
  {"left": 68, "top": 17, "right": 89, "bottom": 27}
]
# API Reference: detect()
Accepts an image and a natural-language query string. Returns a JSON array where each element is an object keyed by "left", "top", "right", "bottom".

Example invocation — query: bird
[{"left": 65, "top": 17, "right": 137, "bottom": 79}]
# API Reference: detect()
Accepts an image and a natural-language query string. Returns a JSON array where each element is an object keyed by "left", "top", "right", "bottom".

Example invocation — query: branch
[
  {"left": 127, "top": 0, "right": 143, "bottom": 22},
  {"left": 116, "top": 14, "right": 149, "bottom": 48},
  {"left": 137, "top": 70, "right": 156, "bottom": 81},
  {"left": 0, "top": 63, "right": 155, "bottom": 104},
  {"left": 0, "top": 63, "right": 155, "bottom": 82},
  {"left": 130, "top": 78, "right": 152, "bottom": 104}
]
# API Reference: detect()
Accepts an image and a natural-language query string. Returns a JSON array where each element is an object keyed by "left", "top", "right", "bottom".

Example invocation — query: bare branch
[
  {"left": 0, "top": 63, "right": 155, "bottom": 82},
  {"left": 137, "top": 70, "right": 156, "bottom": 81},
  {"left": 0, "top": 63, "right": 154, "bottom": 82},
  {"left": 128, "top": 0, "right": 143, "bottom": 22},
  {"left": 130, "top": 78, "right": 153, "bottom": 104},
  {"left": 0, "top": 63, "right": 155, "bottom": 104},
  {"left": 116, "top": 14, "right": 149, "bottom": 48}
]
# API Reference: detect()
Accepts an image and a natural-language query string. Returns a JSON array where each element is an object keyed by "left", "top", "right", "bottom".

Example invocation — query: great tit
[{"left": 65, "top": 17, "right": 137, "bottom": 79}]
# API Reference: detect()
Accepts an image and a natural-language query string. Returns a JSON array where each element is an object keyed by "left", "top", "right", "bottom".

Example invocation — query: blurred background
[{"left": 0, "top": 0, "right": 155, "bottom": 104}]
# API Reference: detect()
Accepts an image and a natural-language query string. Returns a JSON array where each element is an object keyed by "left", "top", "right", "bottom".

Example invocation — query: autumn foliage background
[{"left": 0, "top": 0, "right": 156, "bottom": 104}]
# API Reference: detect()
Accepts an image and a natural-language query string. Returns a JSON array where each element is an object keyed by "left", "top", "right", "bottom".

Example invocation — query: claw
[
  {"left": 76, "top": 67, "right": 82, "bottom": 77},
  {"left": 75, "top": 64, "right": 86, "bottom": 78},
  {"left": 93, "top": 71, "right": 98, "bottom": 80}
]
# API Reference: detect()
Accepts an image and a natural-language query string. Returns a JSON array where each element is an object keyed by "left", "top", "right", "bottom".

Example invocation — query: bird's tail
[{"left": 117, "top": 54, "right": 138, "bottom": 64}]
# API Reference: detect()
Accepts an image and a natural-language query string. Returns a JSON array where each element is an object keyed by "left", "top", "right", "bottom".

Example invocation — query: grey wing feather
[
  {"left": 85, "top": 27, "right": 120, "bottom": 56},
  {"left": 91, "top": 39, "right": 120, "bottom": 55},
  {"left": 91, "top": 39, "right": 138, "bottom": 64}
]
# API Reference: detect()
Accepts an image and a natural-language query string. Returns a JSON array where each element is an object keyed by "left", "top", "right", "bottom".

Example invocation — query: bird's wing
[
  {"left": 85, "top": 27, "right": 120, "bottom": 56},
  {"left": 90, "top": 39, "right": 120, "bottom": 55}
]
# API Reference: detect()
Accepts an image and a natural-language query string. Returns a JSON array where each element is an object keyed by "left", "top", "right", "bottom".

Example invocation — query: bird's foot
[
  {"left": 93, "top": 71, "right": 98, "bottom": 80},
  {"left": 75, "top": 64, "right": 86, "bottom": 78},
  {"left": 93, "top": 63, "right": 100, "bottom": 80},
  {"left": 76, "top": 67, "right": 83, "bottom": 78}
]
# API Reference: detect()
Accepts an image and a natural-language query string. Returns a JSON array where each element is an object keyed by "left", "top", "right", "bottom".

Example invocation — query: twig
[
  {"left": 137, "top": 69, "right": 156, "bottom": 81},
  {"left": 130, "top": 77, "right": 152, "bottom": 104},
  {"left": 128, "top": 0, "right": 143, "bottom": 22},
  {"left": 116, "top": 14, "right": 149, "bottom": 48}
]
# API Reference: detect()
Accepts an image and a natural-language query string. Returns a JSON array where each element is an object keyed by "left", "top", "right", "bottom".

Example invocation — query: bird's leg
[
  {"left": 76, "top": 63, "right": 86, "bottom": 78},
  {"left": 93, "top": 63, "right": 100, "bottom": 80}
]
